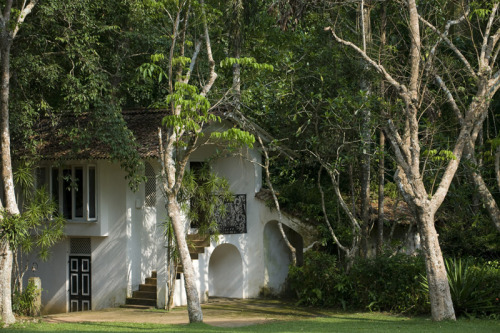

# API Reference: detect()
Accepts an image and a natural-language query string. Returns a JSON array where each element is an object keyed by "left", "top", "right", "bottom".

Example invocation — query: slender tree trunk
[
  {"left": 230, "top": 0, "right": 242, "bottom": 109},
  {"left": 167, "top": 194, "right": 203, "bottom": 323},
  {"left": 258, "top": 136, "right": 297, "bottom": 265},
  {"left": 495, "top": 146, "right": 500, "bottom": 191},
  {"left": 377, "top": 131, "right": 385, "bottom": 254},
  {"left": 469, "top": 169, "right": 500, "bottom": 232},
  {"left": 359, "top": 0, "right": 372, "bottom": 258},
  {"left": 0, "top": 240, "right": 14, "bottom": 325},
  {"left": 376, "top": 2, "right": 387, "bottom": 255},
  {"left": 463, "top": 127, "right": 500, "bottom": 232},
  {"left": 0, "top": 34, "right": 17, "bottom": 328}
]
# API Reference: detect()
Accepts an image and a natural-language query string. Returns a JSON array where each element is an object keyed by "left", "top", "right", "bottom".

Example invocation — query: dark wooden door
[{"left": 69, "top": 256, "right": 91, "bottom": 312}]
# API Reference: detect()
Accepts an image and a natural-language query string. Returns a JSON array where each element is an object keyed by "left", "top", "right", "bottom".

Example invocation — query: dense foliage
[
  {"left": 289, "top": 251, "right": 500, "bottom": 317},
  {"left": 288, "top": 251, "right": 429, "bottom": 314}
]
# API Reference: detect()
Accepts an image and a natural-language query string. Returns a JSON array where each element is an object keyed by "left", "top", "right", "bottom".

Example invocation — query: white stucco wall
[
  {"left": 24, "top": 160, "right": 158, "bottom": 314},
  {"left": 27, "top": 141, "right": 313, "bottom": 313},
  {"left": 171, "top": 144, "right": 310, "bottom": 304}
]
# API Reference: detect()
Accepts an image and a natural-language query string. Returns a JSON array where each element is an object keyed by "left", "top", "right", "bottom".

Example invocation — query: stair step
[
  {"left": 189, "top": 245, "right": 206, "bottom": 254},
  {"left": 139, "top": 284, "right": 156, "bottom": 292},
  {"left": 151, "top": 271, "right": 157, "bottom": 278},
  {"left": 187, "top": 234, "right": 210, "bottom": 247},
  {"left": 132, "top": 291, "right": 156, "bottom": 299},
  {"left": 125, "top": 297, "right": 156, "bottom": 306},
  {"left": 145, "top": 277, "right": 157, "bottom": 285}
]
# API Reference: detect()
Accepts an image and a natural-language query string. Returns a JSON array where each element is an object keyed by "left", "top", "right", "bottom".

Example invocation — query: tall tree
[
  {"left": 327, "top": 0, "right": 500, "bottom": 320},
  {"left": 0, "top": 0, "right": 36, "bottom": 326},
  {"left": 142, "top": 0, "right": 254, "bottom": 322}
]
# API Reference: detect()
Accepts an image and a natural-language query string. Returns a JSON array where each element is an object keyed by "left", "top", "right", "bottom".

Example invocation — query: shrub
[
  {"left": 12, "top": 280, "right": 40, "bottom": 316},
  {"left": 349, "top": 253, "right": 428, "bottom": 314},
  {"left": 288, "top": 251, "right": 354, "bottom": 308},
  {"left": 288, "top": 251, "right": 429, "bottom": 314},
  {"left": 443, "top": 258, "right": 500, "bottom": 317}
]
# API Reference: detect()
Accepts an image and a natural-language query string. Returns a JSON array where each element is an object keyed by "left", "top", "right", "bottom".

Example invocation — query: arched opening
[
  {"left": 263, "top": 221, "right": 303, "bottom": 293},
  {"left": 208, "top": 244, "right": 243, "bottom": 298}
]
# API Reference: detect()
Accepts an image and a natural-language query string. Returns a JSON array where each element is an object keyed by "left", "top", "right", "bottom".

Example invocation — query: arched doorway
[
  {"left": 208, "top": 244, "right": 243, "bottom": 298},
  {"left": 263, "top": 221, "right": 303, "bottom": 293}
]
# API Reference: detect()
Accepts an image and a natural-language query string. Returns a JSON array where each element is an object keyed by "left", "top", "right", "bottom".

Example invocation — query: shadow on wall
[
  {"left": 263, "top": 221, "right": 303, "bottom": 294},
  {"left": 140, "top": 207, "right": 157, "bottom": 283},
  {"left": 92, "top": 212, "right": 129, "bottom": 309},
  {"left": 208, "top": 243, "right": 243, "bottom": 298}
]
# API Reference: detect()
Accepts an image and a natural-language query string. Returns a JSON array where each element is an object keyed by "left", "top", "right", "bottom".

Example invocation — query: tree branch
[
  {"left": 480, "top": 3, "right": 499, "bottom": 67},
  {"left": 325, "top": 26, "right": 409, "bottom": 100},
  {"left": 419, "top": 12, "right": 477, "bottom": 80},
  {"left": 317, "top": 166, "right": 349, "bottom": 254},
  {"left": 199, "top": 0, "right": 217, "bottom": 97},
  {"left": 12, "top": 0, "right": 37, "bottom": 39},
  {"left": 434, "top": 74, "right": 463, "bottom": 124}
]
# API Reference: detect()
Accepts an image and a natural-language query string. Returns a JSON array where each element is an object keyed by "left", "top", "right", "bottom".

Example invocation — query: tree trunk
[
  {"left": 416, "top": 206, "right": 455, "bottom": 321},
  {"left": 377, "top": 131, "right": 385, "bottom": 254},
  {"left": 0, "top": 239, "right": 15, "bottom": 325},
  {"left": 167, "top": 195, "right": 203, "bottom": 323},
  {"left": 469, "top": 167, "right": 500, "bottom": 232},
  {"left": 495, "top": 146, "right": 500, "bottom": 191},
  {"left": 359, "top": 0, "right": 372, "bottom": 258},
  {"left": 464, "top": 134, "right": 500, "bottom": 232},
  {"left": 0, "top": 31, "right": 17, "bottom": 327}
]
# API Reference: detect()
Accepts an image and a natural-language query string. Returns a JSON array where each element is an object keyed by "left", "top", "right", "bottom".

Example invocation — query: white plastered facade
[{"left": 24, "top": 144, "right": 315, "bottom": 314}]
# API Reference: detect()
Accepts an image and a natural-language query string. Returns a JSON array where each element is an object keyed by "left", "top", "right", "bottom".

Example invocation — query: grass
[{"left": 5, "top": 313, "right": 500, "bottom": 333}]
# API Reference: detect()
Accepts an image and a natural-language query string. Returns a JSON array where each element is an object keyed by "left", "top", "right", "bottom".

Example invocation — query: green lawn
[{"left": 5, "top": 313, "right": 500, "bottom": 333}]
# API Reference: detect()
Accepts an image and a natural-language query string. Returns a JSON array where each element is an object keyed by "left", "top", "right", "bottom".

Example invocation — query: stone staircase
[
  {"left": 121, "top": 271, "right": 157, "bottom": 309},
  {"left": 176, "top": 234, "right": 210, "bottom": 277},
  {"left": 121, "top": 234, "right": 210, "bottom": 308}
]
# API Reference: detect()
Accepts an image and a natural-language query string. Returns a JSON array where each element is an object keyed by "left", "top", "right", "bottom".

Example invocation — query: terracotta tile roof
[{"left": 16, "top": 109, "right": 166, "bottom": 160}]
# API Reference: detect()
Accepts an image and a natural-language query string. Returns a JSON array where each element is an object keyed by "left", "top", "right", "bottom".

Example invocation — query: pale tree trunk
[
  {"left": 229, "top": 0, "right": 242, "bottom": 109},
  {"left": 377, "top": 131, "right": 385, "bottom": 254},
  {"left": 316, "top": 163, "right": 361, "bottom": 272},
  {"left": 416, "top": 207, "right": 454, "bottom": 320},
  {"left": 463, "top": 125, "right": 500, "bottom": 232},
  {"left": 495, "top": 146, "right": 500, "bottom": 191},
  {"left": 469, "top": 167, "right": 500, "bottom": 232},
  {"left": 159, "top": 125, "right": 203, "bottom": 323},
  {"left": 167, "top": 194, "right": 202, "bottom": 322},
  {"left": 464, "top": 140, "right": 500, "bottom": 232},
  {"left": 156, "top": 0, "right": 219, "bottom": 322},
  {"left": 376, "top": 3, "right": 387, "bottom": 255},
  {"left": 0, "top": 1, "right": 36, "bottom": 325},
  {"left": 258, "top": 136, "right": 297, "bottom": 265},
  {"left": 0, "top": 240, "right": 14, "bottom": 325},
  {"left": 359, "top": 0, "right": 372, "bottom": 258},
  {"left": 395, "top": 170, "right": 456, "bottom": 320}
]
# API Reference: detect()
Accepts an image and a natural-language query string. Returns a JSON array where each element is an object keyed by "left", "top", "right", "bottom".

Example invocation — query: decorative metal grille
[
  {"left": 145, "top": 162, "right": 156, "bottom": 207},
  {"left": 216, "top": 194, "right": 247, "bottom": 234},
  {"left": 70, "top": 238, "right": 91, "bottom": 254}
]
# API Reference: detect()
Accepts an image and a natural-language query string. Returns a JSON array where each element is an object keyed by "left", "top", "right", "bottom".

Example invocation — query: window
[
  {"left": 144, "top": 162, "right": 156, "bottom": 207},
  {"left": 37, "top": 165, "right": 97, "bottom": 222}
]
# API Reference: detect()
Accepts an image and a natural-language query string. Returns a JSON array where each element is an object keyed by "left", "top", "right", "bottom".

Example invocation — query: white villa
[{"left": 21, "top": 109, "right": 316, "bottom": 314}]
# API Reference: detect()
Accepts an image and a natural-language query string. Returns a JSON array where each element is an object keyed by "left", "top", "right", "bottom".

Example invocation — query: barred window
[
  {"left": 70, "top": 238, "right": 91, "bottom": 254},
  {"left": 145, "top": 162, "right": 156, "bottom": 207}
]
